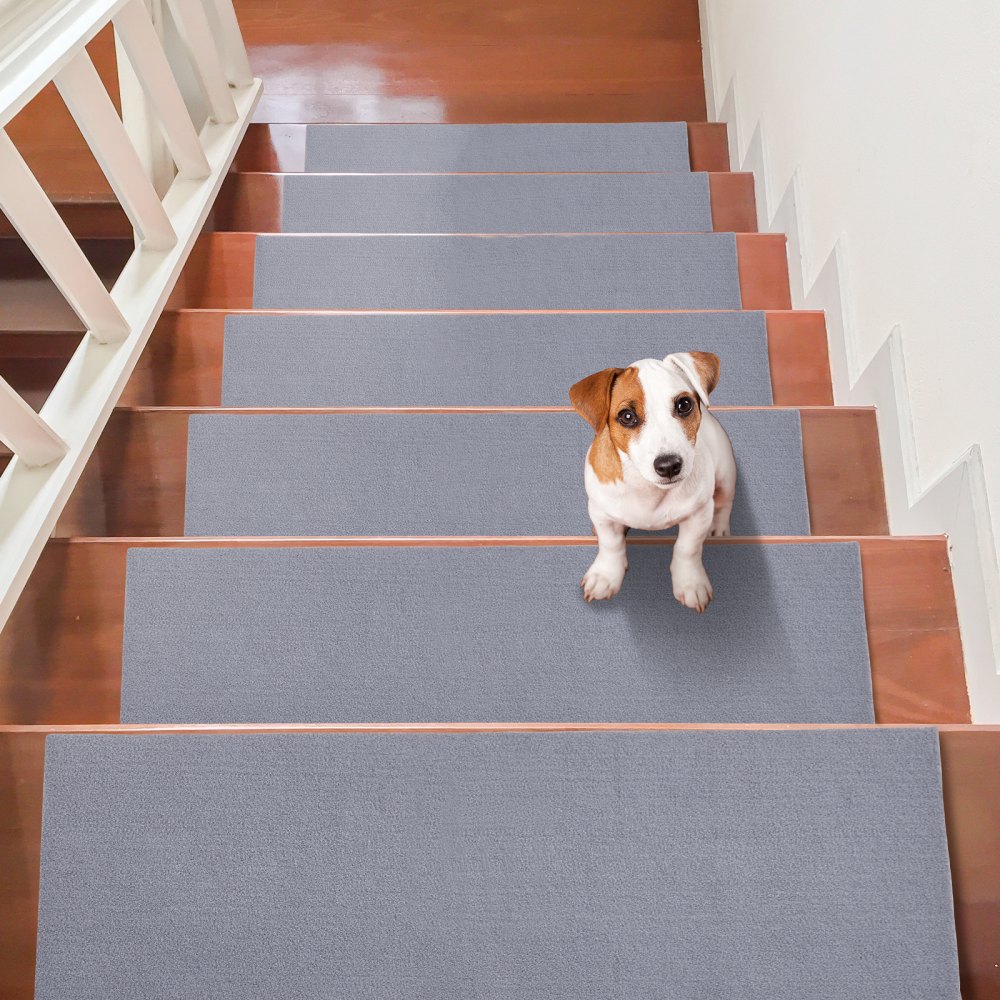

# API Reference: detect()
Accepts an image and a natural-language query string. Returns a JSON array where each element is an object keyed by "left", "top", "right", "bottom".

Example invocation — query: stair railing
[{"left": 0, "top": 0, "right": 261, "bottom": 627}]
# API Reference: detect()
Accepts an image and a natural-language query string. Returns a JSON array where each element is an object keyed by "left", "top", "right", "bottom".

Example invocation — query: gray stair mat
[
  {"left": 220, "top": 312, "right": 773, "bottom": 407},
  {"left": 35, "top": 729, "right": 959, "bottom": 998},
  {"left": 184, "top": 411, "right": 810, "bottom": 537}
]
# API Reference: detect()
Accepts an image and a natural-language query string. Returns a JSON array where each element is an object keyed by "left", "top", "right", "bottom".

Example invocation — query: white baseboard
[{"left": 699, "top": 1, "right": 1000, "bottom": 720}]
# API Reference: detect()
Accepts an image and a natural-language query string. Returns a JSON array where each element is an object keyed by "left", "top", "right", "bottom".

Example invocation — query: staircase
[{"left": 1, "top": 1, "right": 999, "bottom": 997}]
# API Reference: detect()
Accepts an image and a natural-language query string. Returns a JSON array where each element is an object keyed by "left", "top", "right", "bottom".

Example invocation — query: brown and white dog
[{"left": 569, "top": 352, "right": 736, "bottom": 612}]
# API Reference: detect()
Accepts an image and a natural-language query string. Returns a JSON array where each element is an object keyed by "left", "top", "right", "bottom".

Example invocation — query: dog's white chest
[{"left": 585, "top": 458, "right": 713, "bottom": 531}]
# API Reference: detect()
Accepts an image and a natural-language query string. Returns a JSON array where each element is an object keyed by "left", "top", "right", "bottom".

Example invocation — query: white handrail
[{"left": 0, "top": 0, "right": 261, "bottom": 628}]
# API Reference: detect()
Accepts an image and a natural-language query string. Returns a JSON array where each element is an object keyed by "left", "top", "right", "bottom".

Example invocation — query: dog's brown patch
[
  {"left": 675, "top": 391, "right": 703, "bottom": 443},
  {"left": 569, "top": 367, "right": 624, "bottom": 432},
  {"left": 571, "top": 366, "right": 646, "bottom": 484},
  {"left": 689, "top": 351, "right": 721, "bottom": 396},
  {"left": 588, "top": 428, "right": 623, "bottom": 482},
  {"left": 607, "top": 367, "right": 646, "bottom": 455}
]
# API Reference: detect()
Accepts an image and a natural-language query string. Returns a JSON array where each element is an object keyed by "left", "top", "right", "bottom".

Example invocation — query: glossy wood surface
[
  {"left": 236, "top": 0, "right": 706, "bottom": 124},
  {"left": 1, "top": 723, "right": 996, "bottom": 999},
  {"left": 46, "top": 405, "right": 885, "bottom": 537},
  {"left": 0, "top": 535, "right": 968, "bottom": 727}
]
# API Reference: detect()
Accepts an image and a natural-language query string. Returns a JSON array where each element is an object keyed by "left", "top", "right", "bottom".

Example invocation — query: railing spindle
[
  {"left": 206, "top": 0, "right": 253, "bottom": 87},
  {"left": 54, "top": 48, "right": 177, "bottom": 250},
  {"left": 112, "top": 0, "right": 211, "bottom": 178},
  {"left": 0, "top": 377, "right": 68, "bottom": 468},
  {"left": 164, "top": 0, "right": 237, "bottom": 124},
  {"left": 0, "top": 128, "right": 130, "bottom": 343}
]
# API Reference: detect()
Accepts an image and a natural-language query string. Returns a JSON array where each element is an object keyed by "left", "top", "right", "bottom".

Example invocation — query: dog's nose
[{"left": 653, "top": 453, "right": 684, "bottom": 479}]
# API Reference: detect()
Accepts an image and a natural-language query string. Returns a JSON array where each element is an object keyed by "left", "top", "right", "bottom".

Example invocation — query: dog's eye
[
  {"left": 675, "top": 396, "right": 695, "bottom": 417},
  {"left": 616, "top": 408, "right": 639, "bottom": 428}
]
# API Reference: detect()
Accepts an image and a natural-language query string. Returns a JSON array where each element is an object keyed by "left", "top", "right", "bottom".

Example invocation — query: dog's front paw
[
  {"left": 582, "top": 559, "right": 627, "bottom": 602},
  {"left": 672, "top": 567, "right": 713, "bottom": 613}
]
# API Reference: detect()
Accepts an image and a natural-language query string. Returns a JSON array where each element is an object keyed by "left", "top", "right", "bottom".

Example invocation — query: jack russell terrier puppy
[{"left": 569, "top": 352, "right": 736, "bottom": 612}]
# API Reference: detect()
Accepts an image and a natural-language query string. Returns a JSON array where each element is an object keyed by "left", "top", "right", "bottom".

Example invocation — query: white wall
[{"left": 699, "top": 0, "right": 1000, "bottom": 719}]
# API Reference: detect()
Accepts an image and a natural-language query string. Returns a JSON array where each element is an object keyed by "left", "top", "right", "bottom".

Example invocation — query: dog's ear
[
  {"left": 664, "top": 351, "right": 721, "bottom": 407},
  {"left": 569, "top": 368, "right": 625, "bottom": 431}
]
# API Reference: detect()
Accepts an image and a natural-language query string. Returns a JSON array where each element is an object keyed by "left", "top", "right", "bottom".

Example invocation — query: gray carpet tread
[
  {"left": 279, "top": 172, "right": 713, "bottom": 233},
  {"left": 121, "top": 543, "right": 872, "bottom": 724},
  {"left": 303, "top": 122, "right": 692, "bottom": 173},
  {"left": 252, "top": 233, "right": 741, "bottom": 310},
  {"left": 221, "top": 312, "right": 773, "bottom": 407},
  {"left": 36, "top": 730, "right": 960, "bottom": 999},
  {"left": 184, "top": 411, "right": 809, "bottom": 537}
]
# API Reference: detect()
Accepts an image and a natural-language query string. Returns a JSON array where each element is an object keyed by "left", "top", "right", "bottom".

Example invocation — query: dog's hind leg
[{"left": 711, "top": 465, "right": 736, "bottom": 537}]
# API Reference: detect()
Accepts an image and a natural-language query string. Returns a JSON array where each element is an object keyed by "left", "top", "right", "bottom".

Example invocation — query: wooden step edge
[
  {"left": 1, "top": 722, "right": 994, "bottom": 734},
  {"left": 43, "top": 534, "right": 945, "bottom": 546},
  {"left": 2, "top": 534, "right": 968, "bottom": 729},
  {"left": 47, "top": 405, "right": 887, "bottom": 538},
  {"left": 162, "top": 231, "right": 791, "bottom": 312},
  {"left": 205, "top": 171, "right": 757, "bottom": 234},
  {"left": 112, "top": 404, "right": 865, "bottom": 414},
  {"left": 232, "top": 123, "right": 733, "bottom": 174}
]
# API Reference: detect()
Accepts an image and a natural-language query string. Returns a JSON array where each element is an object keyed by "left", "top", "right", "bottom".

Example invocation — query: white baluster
[
  {"left": 112, "top": 0, "right": 211, "bottom": 178},
  {"left": 0, "top": 377, "right": 68, "bottom": 468},
  {"left": 0, "top": 129, "right": 130, "bottom": 343},
  {"left": 164, "top": 0, "right": 237, "bottom": 124},
  {"left": 55, "top": 48, "right": 177, "bottom": 251},
  {"left": 206, "top": 0, "right": 253, "bottom": 87}
]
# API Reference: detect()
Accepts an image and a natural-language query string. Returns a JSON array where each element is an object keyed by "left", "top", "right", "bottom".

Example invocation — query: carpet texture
[
  {"left": 35, "top": 730, "right": 960, "bottom": 999},
  {"left": 220, "top": 312, "right": 774, "bottom": 407},
  {"left": 184, "top": 411, "right": 810, "bottom": 537},
  {"left": 303, "top": 122, "right": 692, "bottom": 173},
  {"left": 280, "top": 173, "right": 713, "bottom": 233},
  {"left": 120, "top": 543, "right": 872, "bottom": 724},
  {"left": 252, "top": 234, "right": 741, "bottom": 310}
]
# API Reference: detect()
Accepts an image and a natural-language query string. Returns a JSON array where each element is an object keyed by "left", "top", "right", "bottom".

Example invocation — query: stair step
[
  {"left": 279, "top": 172, "right": 713, "bottom": 233},
  {"left": 184, "top": 411, "right": 809, "bottom": 537},
  {"left": 252, "top": 233, "right": 741, "bottom": 310},
  {"left": 121, "top": 541, "right": 870, "bottom": 724},
  {"left": 1, "top": 536, "right": 968, "bottom": 726},
  {"left": 221, "top": 312, "right": 773, "bottom": 407},
  {"left": 233, "top": 123, "right": 732, "bottom": 174},
  {"left": 34, "top": 728, "right": 959, "bottom": 997},
  {"left": 303, "top": 122, "right": 692, "bottom": 172}
]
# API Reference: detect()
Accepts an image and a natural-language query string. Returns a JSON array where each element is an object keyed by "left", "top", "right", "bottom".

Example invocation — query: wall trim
[{"left": 698, "top": 0, "right": 1000, "bottom": 720}]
